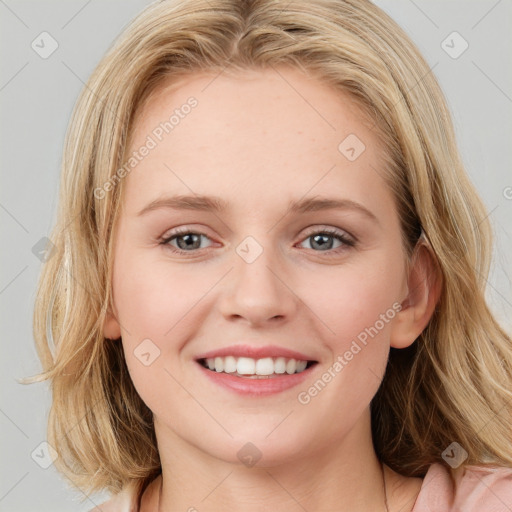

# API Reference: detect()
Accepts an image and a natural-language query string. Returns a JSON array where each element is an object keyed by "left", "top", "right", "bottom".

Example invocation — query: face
[{"left": 104, "top": 67, "right": 412, "bottom": 466}]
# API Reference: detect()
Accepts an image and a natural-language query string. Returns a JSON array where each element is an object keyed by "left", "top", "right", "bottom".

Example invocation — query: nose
[{"left": 217, "top": 243, "right": 298, "bottom": 327}]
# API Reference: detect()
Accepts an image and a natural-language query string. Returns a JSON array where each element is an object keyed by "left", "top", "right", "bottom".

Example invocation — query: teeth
[
  {"left": 224, "top": 355, "right": 237, "bottom": 373},
  {"left": 214, "top": 357, "right": 224, "bottom": 372},
  {"left": 274, "top": 357, "right": 287, "bottom": 374},
  {"left": 202, "top": 356, "right": 310, "bottom": 376}
]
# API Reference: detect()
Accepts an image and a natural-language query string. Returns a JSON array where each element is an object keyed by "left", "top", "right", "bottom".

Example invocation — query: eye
[
  {"left": 297, "top": 228, "right": 355, "bottom": 255},
  {"left": 160, "top": 228, "right": 214, "bottom": 254},
  {"left": 159, "top": 227, "right": 356, "bottom": 256}
]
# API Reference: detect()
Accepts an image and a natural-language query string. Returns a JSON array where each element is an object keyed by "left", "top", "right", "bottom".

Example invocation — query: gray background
[{"left": 1, "top": 0, "right": 511, "bottom": 510}]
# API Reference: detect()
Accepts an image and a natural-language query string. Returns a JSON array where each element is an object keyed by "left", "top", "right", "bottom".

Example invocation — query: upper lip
[{"left": 195, "top": 344, "right": 318, "bottom": 362}]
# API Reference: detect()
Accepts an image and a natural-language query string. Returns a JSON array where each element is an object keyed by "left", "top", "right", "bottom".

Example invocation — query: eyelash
[{"left": 159, "top": 227, "right": 356, "bottom": 257}]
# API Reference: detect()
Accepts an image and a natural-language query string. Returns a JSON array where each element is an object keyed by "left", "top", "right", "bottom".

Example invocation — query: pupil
[
  {"left": 312, "top": 234, "right": 333, "bottom": 250},
  {"left": 177, "top": 233, "right": 200, "bottom": 250}
]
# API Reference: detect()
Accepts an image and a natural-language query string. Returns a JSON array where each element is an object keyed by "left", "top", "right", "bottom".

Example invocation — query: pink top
[
  {"left": 413, "top": 463, "right": 512, "bottom": 511},
  {"left": 91, "top": 463, "right": 512, "bottom": 511}
]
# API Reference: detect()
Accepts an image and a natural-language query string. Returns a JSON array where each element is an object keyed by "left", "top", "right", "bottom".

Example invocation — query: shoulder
[
  {"left": 413, "top": 462, "right": 512, "bottom": 511},
  {"left": 88, "top": 482, "right": 139, "bottom": 512}
]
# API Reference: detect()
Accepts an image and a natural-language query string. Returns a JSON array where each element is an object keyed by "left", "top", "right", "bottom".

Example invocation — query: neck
[{"left": 146, "top": 409, "right": 390, "bottom": 512}]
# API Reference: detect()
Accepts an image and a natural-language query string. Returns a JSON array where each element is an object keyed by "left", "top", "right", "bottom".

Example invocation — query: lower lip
[{"left": 196, "top": 361, "right": 317, "bottom": 396}]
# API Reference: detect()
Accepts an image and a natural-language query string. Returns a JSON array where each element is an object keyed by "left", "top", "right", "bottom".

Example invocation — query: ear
[
  {"left": 390, "top": 236, "right": 443, "bottom": 349},
  {"left": 103, "top": 304, "right": 122, "bottom": 340}
]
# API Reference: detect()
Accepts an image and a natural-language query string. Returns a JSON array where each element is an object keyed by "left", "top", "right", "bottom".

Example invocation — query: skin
[{"left": 103, "top": 66, "right": 441, "bottom": 511}]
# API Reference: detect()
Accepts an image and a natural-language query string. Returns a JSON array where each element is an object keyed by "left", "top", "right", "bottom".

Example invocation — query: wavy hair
[{"left": 27, "top": 0, "right": 512, "bottom": 498}]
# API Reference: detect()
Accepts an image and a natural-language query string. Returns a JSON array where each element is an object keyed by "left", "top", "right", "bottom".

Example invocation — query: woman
[{"left": 29, "top": 0, "right": 512, "bottom": 510}]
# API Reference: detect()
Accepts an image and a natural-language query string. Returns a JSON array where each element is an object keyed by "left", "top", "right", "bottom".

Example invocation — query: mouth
[
  {"left": 196, "top": 356, "right": 318, "bottom": 379},
  {"left": 193, "top": 344, "right": 320, "bottom": 395}
]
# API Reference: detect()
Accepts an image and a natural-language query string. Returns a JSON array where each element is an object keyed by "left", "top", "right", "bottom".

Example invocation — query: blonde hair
[{"left": 28, "top": 0, "right": 512, "bottom": 498}]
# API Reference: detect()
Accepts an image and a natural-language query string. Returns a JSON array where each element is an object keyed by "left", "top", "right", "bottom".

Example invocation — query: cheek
[
  {"left": 112, "top": 251, "right": 204, "bottom": 338},
  {"left": 316, "top": 256, "right": 404, "bottom": 342},
  {"left": 113, "top": 242, "right": 405, "bottom": 353},
  {"left": 111, "top": 251, "right": 222, "bottom": 387},
  {"left": 111, "top": 254, "right": 203, "bottom": 407},
  {"left": 301, "top": 258, "right": 403, "bottom": 420}
]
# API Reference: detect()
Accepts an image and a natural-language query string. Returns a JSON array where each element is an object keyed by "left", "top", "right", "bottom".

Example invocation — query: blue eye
[
  {"left": 161, "top": 229, "right": 212, "bottom": 252},
  {"left": 298, "top": 229, "right": 355, "bottom": 253},
  {"left": 160, "top": 227, "right": 356, "bottom": 256}
]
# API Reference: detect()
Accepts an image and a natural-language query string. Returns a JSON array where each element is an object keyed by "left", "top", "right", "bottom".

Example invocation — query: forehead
[
  {"left": 121, "top": 67, "right": 392, "bottom": 218},
  {"left": 131, "top": 67, "right": 375, "bottom": 151}
]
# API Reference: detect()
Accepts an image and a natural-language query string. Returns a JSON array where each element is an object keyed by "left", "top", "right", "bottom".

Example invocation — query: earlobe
[
  {"left": 103, "top": 305, "right": 122, "bottom": 340},
  {"left": 390, "top": 239, "right": 443, "bottom": 349}
]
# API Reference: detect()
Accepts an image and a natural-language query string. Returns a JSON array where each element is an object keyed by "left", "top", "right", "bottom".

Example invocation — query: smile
[
  {"left": 198, "top": 356, "right": 316, "bottom": 378},
  {"left": 195, "top": 356, "right": 319, "bottom": 396}
]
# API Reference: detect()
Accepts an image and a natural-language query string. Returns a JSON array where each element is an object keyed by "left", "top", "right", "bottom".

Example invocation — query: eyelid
[
  {"left": 161, "top": 224, "right": 355, "bottom": 242},
  {"left": 301, "top": 224, "right": 356, "bottom": 242},
  {"left": 160, "top": 225, "right": 214, "bottom": 242},
  {"left": 159, "top": 226, "right": 214, "bottom": 246}
]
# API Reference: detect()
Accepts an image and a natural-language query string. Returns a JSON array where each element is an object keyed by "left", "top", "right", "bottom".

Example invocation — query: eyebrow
[{"left": 137, "top": 194, "right": 379, "bottom": 223}]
